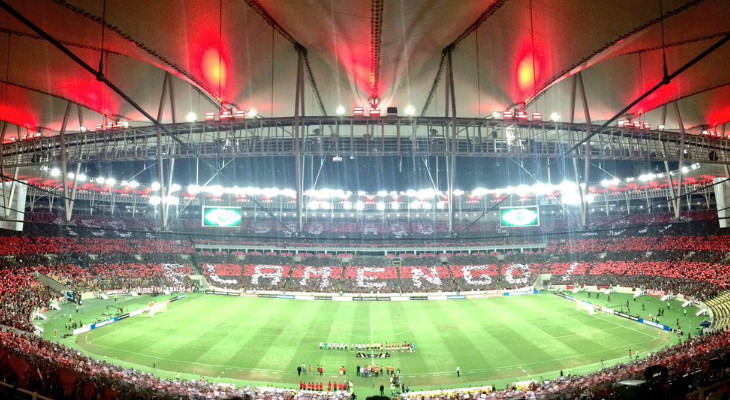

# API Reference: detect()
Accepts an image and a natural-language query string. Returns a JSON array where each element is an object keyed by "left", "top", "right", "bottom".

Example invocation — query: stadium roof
[{"left": 0, "top": 0, "right": 729, "bottom": 139}]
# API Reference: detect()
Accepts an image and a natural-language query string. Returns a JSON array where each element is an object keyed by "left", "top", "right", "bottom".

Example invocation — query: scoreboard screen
[
  {"left": 202, "top": 207, "right": 243, "bottom": 227},
  {"left": 499, "top": 206, "right": 540, "bottom": 227}
]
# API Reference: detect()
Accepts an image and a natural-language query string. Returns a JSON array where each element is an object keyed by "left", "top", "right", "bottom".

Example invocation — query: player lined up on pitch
[{"left": 319, "top": 341, "right": 415, "bottom": 352}]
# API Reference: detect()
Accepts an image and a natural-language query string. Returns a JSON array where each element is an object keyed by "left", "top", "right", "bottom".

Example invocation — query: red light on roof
[
  {"left": 96, "top": 123, "right": 103, "bottom": 130},
  {"left": 353, "top": 106, "right": 364, "bottom": 117},
  {"left": 643, "top": 122, "right": 651, "bottom": 130},
  {"left": 517, "top": 111, "right": 527, "bottom": 120},
  {"left": 632, "top": 121, "right": 641, "bottom": 128},
  {"left": 503, "top": 111, "right": 514, "bottom": 119},
  {"left": 532, "top": 112, "right": 542, "bottom": 121},
  {"left": 220, "top": 111, "right": 231, "bottom": 120},
  {"left": 204, "top": 112, "right": 215, "bottom": 121},
  {"left": 234, "top": 110, "right": 245, "bottom": 118},
  {"left": 369, "top": 108, "right": 381, "bottom": 117}
]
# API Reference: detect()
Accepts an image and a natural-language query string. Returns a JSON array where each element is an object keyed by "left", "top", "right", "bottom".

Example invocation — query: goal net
[
  {"left": 146, "top": 301, "right": 168, "bottom": 318},
  {"left": 576, "top": 300, "right": 596, "bottom": 315}
]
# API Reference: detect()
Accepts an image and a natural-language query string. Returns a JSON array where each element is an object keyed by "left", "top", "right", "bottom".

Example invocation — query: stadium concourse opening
[{"left": 3, "top": 0, "right": 730, "bottom": 399}]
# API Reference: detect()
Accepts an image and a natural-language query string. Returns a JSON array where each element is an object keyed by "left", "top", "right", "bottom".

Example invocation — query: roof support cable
[
  {"left": 659, "top": 0, "right": 669, "bottom": 83},
  {"left": 97, "top": 0, "right": 106, "bottom": 80},
  {"left": 565, "top": 32, "right": 730, "bottom": 155}
]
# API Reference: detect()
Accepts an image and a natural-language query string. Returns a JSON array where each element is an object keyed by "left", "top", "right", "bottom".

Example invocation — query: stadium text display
[
  {"left": 202, "top": 207, "right": 243, "bottom": 227},
  {"left": 499, "top": 206, "right": 540, "bottom": 227}
]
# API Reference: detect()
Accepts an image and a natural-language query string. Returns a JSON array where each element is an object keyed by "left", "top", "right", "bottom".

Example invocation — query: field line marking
[
  {"left": 401, "top": 336, "right": 661, "bottom": 378},
  {"left": 86, "top": 319, "right": 143, "bottom": 344},
  {"left": 79, "top": 342, "right": 289, "bottom": 374}
]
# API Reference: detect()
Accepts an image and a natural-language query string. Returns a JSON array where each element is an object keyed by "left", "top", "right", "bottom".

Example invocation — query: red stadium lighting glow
[
  {"left": 632, "top": 121, "right": 641, "bottom": 128},
  {"left": 220, "top": 111, "right": 232, "bottom": 120},
  {"left": 234, "top": 110, "right": 245, "bottom": 118},
  {"left": 204, "top": 112, "right": 215, "bottom": 121},
  {"left": 503, "top": 111, "right": 514, "bottom": 119},
  {"left": 532, "top": 112, "right": 542, "bottom": 121},
  {"left": 369, "top": 108, "right": 381, "bottom": 117},
  {"left": 517, "top": 111, "right": 527, "bottom": 120},
  {"left": 353, "top": 106, "right": 364, "bottom": 117},
  {"left": 643, "top": 122, "right": 651, "bottom": 130}
]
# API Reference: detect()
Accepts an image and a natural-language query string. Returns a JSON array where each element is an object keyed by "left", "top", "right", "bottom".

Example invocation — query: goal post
[
  {"left": 146, "top": 301, "right": 168, "bottom": 318},
  {"left": 576, "top": 299, "right": 596, "bottom": 315}
]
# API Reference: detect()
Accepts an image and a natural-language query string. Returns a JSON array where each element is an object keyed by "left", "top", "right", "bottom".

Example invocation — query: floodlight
[
  {"left": 336, "top": 105, "right": 346, "bottom": 116},
  {"left": 151, "top": 182, "right": 161, "bottom": 191},
  {"left": 186, "top": 112, "right": 197, "bottom": 122}
]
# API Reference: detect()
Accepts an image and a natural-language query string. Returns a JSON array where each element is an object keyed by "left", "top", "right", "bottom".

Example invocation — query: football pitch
[{"left": 40, "top": 292, "right": 685, "bottom": 394}]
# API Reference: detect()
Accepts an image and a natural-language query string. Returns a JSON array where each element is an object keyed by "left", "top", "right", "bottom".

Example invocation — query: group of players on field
[{"left": 319, "top": 342, "right": 415, "bottom": 352}]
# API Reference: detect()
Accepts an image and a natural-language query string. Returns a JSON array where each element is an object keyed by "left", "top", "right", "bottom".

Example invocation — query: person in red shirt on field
[{"left": 328, "top": 381, "right": 332, "bottom": 391}]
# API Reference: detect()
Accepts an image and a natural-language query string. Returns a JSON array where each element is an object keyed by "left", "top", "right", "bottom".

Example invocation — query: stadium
[{"left": 1, "top": 0, "right": 730, "bottom": 399}]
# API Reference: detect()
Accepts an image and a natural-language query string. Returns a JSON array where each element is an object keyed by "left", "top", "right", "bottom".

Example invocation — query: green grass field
[{"left": 40, "top": 292, "right": 702, "bottom": 396}]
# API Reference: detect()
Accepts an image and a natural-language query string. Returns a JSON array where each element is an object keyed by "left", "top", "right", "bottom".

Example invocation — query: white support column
[
  {"left": 0, "top": 121, "right": 8, "bottom": 218},
  {"left": 156, "top": 72, "right": 170, "bottom": 229},
  {"left": 162, "top": 72, "right": 177, "bottom": 226},
  {"left": 577, "top": 72, "right": 592, "bottom": 228},
  {"left": 58, "top": 102, "right": 73, "bottom": 222},
  {"left": 660, "top": 105, "right": 677, "bottom": 214},
  {"left": 673, "top": 101, "right": 685, "bottom": 220},
  {"left": 445, "top": 49, "right": 457, "bottom": 236},
  {"left": 294, "top": 49, "right": 305, "bottom": 237},
  {"left": 568, "top": 74, "right": 588, "bottom": 228}
]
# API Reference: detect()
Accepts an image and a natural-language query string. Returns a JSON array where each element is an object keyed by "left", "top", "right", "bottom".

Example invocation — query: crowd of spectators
[
  {"left": 196, "top": 258, "right": 727, "bottom": 299},
  {"left": 0, "top": 209, "right": 728, "bottom": 398},
  {"left": 0, "top": 267, "right": 54, "bottom": 331},
  {"left": 402, "top": 329, "right": 730, "bottom": 400},
  {"left": 89, "top": 263, "right": 194, "bottom": 293},
  {"left": 2, "top": 319, "right": 730, "bottom": 399},
  {"left": 0, "top": 328, "right": 342, "bottom": 400},
  {"left": 22, "top": 209, "right": 719, "bottom": 244}
]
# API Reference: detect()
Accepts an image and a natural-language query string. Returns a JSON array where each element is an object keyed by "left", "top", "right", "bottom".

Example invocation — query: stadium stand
[{"left": 1, "top": 213, "right": 730, "bottom": 398}]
